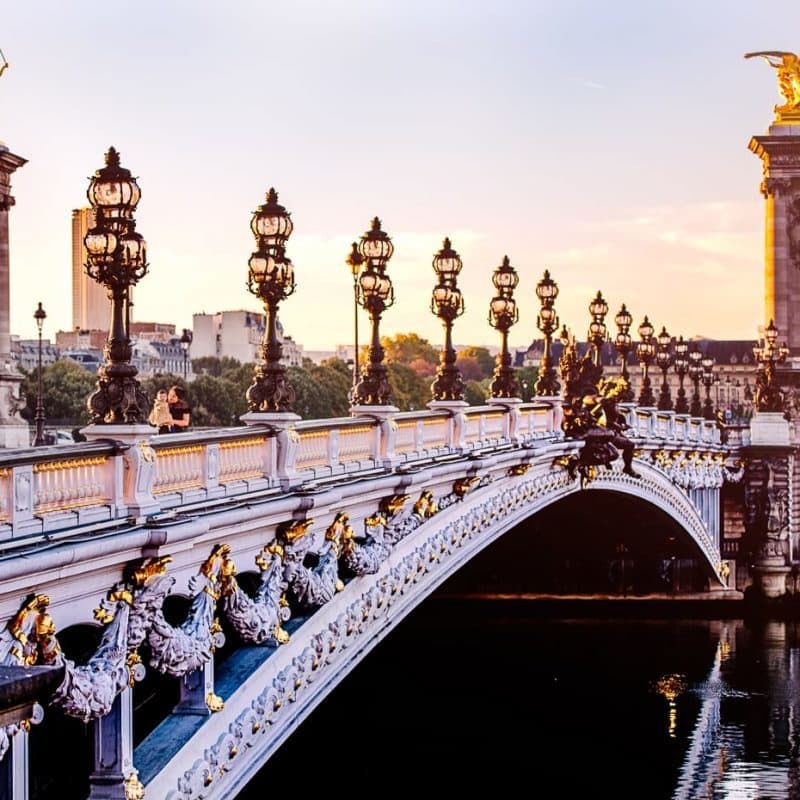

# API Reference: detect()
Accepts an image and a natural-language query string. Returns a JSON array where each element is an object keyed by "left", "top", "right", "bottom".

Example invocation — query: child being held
[{"left": 148, "top": 389, "right": 172, "bottom": 434}]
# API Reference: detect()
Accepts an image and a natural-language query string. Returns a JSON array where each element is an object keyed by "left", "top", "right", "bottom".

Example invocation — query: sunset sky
[{"left": 1, "top": 1, "right": 798, "bottom": 351}]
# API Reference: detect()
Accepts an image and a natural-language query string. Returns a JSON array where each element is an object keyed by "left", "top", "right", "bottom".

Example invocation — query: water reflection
[
  {"left": 240, "top": 611, "right": 800, "bottom": 800},
  {"left": 674, "top": 620, "right": 800, "bottom": 800}
]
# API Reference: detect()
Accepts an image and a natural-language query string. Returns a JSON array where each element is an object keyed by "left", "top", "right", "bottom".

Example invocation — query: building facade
[
  {"left": 71, "top": 208, "right": 112, "bottom": 331},
  {"left": 192, "top": 310, "right": 303, "bottom": 366}
]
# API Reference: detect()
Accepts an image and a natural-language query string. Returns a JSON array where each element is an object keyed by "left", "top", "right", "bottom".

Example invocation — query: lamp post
[
  {"left": 83, "top": 147, "right": 149, "bottom": 424},
  {"left": 587, "top": 290, "right": 608, "bottom": 368},
  {"left": 245, "top": 188, "right": 297, "bottom": 413},
  {"left": 673, "top": 336, "right": 690, "bottom": 414},
  {"left": 179, "top": 328, "right": 192, "bottom": 379},
  {"left": 614, "top": 304, "right": 635, "bottom": 402},
  {"left": 753, "top": 319, "right": 790, "bottom": 412},
  {"left": 656, "top": 326, "right": 673, "bottom": 411},
  {"left": 33, "top": 302, "right": 46, "bottom": 446},
  {"left": 430, "top": 237, "right": 466, "bottom": 402},
  {"left": 488, "top": 256, "right": 520, "bottom": 399},
  {"left": 688, "top": 347, "right": 703, "bottom": 417},
  {"left": 352, "top": 217, "right": 395, "bottom": 406},
  {"left": 701, "top": 354, "right": 716, "bottom": 419},
  {"left": 534, "top": 269, "right": 560, "bottom": 396},
  {"left": 346, "top": 242, "right": 363, "bottom": 397},
  {"left": 636, "top": 316, "right": 656, "bottom": 406}
]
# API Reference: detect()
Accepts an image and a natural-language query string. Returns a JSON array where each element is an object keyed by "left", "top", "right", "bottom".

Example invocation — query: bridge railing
[{"left": 0, "top": 401, "right": 732, "bottom": 542}]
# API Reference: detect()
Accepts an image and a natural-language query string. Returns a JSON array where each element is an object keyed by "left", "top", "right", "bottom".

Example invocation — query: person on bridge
[{"left": 167, "top": 386, "right": 191, "bottom": 433}]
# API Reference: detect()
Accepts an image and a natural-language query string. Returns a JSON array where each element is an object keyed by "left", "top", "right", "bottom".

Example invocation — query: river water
[{"left": 241, "top": 601, "right": 800, "bottom": 799}]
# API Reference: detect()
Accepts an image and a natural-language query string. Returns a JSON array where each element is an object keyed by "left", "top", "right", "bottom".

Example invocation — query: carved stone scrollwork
[
  {"left": 745, "top": 458, "right": 790, "bottom": 562},
  {"left": 138, "top": 545, "right": 227, "bottom": 677},
  {"left": 281, "top": 519, "right": 344, "bottom": 612},
  {"left": 337, "top": 511, "right": 389, "bottom": 577},
  {"left": 760, "top": 176, "right": 794, "bottom": 198},
  {"left": 220, "top": 544, "right": 291, "bottom": 646},
  {"left": 788, "top": 195, "right": 800, "bottom": 271},
  {"left": 49, "top": 586, "right": 139, "bottom": 723}
]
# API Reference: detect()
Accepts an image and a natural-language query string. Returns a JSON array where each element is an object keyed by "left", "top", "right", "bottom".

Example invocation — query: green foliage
[
  {"left": 191, "top": 356, "right": 242, "bottom": 377},
  {"left": 381, "top": 333, "right": 438, "bottom": 367},
  {"left": 190, "top": 375, "right": 246, "bottom": 426},
  {"left": 20, "top": 360, "right": 98, "bottom": 425},
  {"left": 386, "top": 362, "right": 430, "bottom": 411},
  {"left": 465, "top": 379, "right": 488, "bottom": 406},
  {"left": 456, "top": 346, "right": 495, "bottom": 379},
  {"left": 516, "top": 366, "right": 538, "bottom": 401}
]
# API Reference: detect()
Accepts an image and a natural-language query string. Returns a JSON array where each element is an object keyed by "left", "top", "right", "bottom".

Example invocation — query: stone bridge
[{"left": 0, "top": 398, "right": 772, "bottom": 799}]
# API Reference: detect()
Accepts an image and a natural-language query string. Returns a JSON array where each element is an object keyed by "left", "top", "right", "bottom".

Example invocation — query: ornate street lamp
[
  {"left": 352, "top": 217, "right": 395, "bottom": 406},
  {"left": 688, "top": 347, "right": 704, "bottom": 417},
  {"left": 245, "top": 188, "right": 297, "bottom": 413},
  {"left": 345, "top": 242, "right": 364, "bottom": 396},
  {"left": 636, "top": 315, "right": 656, "bottom": 406},
  {"left": 83, "top": 147, "right": 149, "bottom": 424},
  {"left": 430, "top": 237, "right": 465, "bottom": 402},
  {"left": 534, "top": 269, "right": 560, "bottom": 396},
  {"left": 656, "top": 326, "right": 673, "bottom": 411},
  {"left": 753, "top": 319, "right": 790, "bottom": 412},
  {"left": 614, "top": 303, "right": 635, "bottom": 402},
  {"left": 33, "top": 302, "right": 46, "bottom": 446},
  {"left": 587, "top": 290, "right": 608, "bottom": 367},
  {"left": 701, "top": 354, "right": 716, "bottom": 420},
  {"left": 488, "top": 256, "right": 520, "bottom": 399},
  {"left": 179, "top": 328, "right": 192, "bottom": 379},
  {"left": 673, "top": 336, "right": 690, "bottom": 414}
]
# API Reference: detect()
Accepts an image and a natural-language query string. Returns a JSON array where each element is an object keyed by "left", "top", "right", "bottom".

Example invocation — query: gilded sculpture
[{"left": 745, "top": 51, "right": 800, "bottom": 119}]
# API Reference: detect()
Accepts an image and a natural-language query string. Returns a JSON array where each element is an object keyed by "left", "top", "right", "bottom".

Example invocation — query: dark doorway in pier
[{"left": 441, "top": 490, "right": 707, "bottom": 597}]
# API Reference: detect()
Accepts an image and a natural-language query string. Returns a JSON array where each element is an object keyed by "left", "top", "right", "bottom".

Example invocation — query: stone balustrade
[{"left": 0, "top": 402, "right": 734, "bottom": 542}]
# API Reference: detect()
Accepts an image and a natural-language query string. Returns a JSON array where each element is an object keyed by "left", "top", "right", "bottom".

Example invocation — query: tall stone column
[
  {"left": 749, "top": 109, "right": 800, "bottom": 352},
  {"left": 0, "top": 145, "right": 29, "bottom": 448}
]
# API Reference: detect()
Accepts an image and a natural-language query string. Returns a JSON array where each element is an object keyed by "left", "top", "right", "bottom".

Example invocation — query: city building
[
  {"left": 192, "top": 310, "right": 303, "bottom": 366},
  {"left": 56, "top": 328, "right": 108, "bottom": 350},
  {"left": 9, "top": 336, "right": 59, "bottom": 372},
  {"left": 130, "top": 321, "right": 176, "bottom": 344},
  {"left": 71, "top": 208, "right": 114, "bottom": 331}
]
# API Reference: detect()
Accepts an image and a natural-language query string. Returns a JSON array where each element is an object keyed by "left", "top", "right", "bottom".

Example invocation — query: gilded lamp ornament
[
  {"left": 246, "top": 188, "right": 297, "bottom": 413},
  {"left": 656, "top": 326, "right": 673, "bottom": 411},
  {"left": 636, "top": 316, "right": 656, "bottom": 407},
  {"left": 587, "top": 290, "right": 608, "bottom": 367},
  {"left": 488, "top": 256, "right": 520, "bottom": 399},
  {"left": 430, "top": 237, "right": 466, "bottom": 402},
  {"left": 84, "top": 147, "right": 150, "bottom": 424},
  {"left": 673, "top": 336, "right": 690, "bottom": 414},
  {"left": 352, "top": 217, "right": 395, "bottom": 406},
  {"left": 753, "top": 318, "right": 789, "bottom": 412},
  {"left": 534, "top": 269, "right": 560, "bottom": 396},
  {"left": 613, "top": 304, "right": 635, "bottom": 403}
]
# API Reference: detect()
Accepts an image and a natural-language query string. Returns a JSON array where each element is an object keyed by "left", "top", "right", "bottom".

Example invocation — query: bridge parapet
[{"left": 0, "top": 402, "right": 572, "bottom": 544}]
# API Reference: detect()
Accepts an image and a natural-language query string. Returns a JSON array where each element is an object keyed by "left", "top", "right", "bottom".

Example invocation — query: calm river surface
[{"left": 241, "top": 601, "right": 800, "bottom": 800}]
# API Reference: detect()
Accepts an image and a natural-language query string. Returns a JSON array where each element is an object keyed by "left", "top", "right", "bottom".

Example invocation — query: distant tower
[
  {"left": 72, "top": 207, "right": 113, "bottom": 330},
  {"left": 746, "top": 52, "right": 800, "bottom": 352}
]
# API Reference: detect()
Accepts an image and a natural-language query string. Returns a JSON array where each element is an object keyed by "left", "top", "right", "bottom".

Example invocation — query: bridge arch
[{"left": 146, "top": 458, "right": 724, "bottom": 798}]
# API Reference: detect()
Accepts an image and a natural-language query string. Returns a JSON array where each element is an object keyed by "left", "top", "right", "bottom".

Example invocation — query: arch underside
[{"left": 147, "top": 459, "right": 722, "bottom": 799}]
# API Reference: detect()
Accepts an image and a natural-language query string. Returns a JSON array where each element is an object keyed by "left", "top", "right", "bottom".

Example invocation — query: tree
[
  {"left": 456, "top": 356, "right": 484, "bottom": 382},
  {"left": 20, "top": 360, "right": 98, "bottom": 426},
  {"left": 381, "top": 333, "right": 438, "bottom": 367},
  {"left": 457, "top": 346, "right": 495, "bottom": 379},
  {"left": 408, "top": 357, "right": 437, "bottom": 377},
  {"left": 465, "top": 380, "right": 488, "bottom": 406},
  {"left": 191, "top": 356, "right": 242, "bottom": 377},
  {"left": 190, "top": 375, "right": 245, "bottom": 426},
  {"left": 387, "top": 362, "right": 430, "bottom": 411}
]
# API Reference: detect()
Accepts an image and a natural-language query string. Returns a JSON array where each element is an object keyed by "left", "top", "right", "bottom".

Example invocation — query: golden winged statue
[{"left": 745, "top": 51, "right": 800, "bottom": 118}]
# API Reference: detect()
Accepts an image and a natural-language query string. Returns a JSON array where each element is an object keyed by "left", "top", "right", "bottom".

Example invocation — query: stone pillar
[
  {"left": 743, "top": 425, "right": 795, "bottom": 597},
  {"left": 349, "top": 405, "right": 400, "bottom": 467},
  {"left": 241, "top": 411, "right": 301, "bottom": 489},
  {"left": 0, "top": 145, "right": 29, "bottom": 449},
  {"left": 749, "top": 123, "right": 800, "bottom": 352},
  {"left": 88, "top": 690, "right": 142, "bottom": 800}
]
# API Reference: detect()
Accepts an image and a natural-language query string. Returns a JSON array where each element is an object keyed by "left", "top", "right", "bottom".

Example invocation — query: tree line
[{"left": 19, "top": 333, "right": 538, "bottom": 428}]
